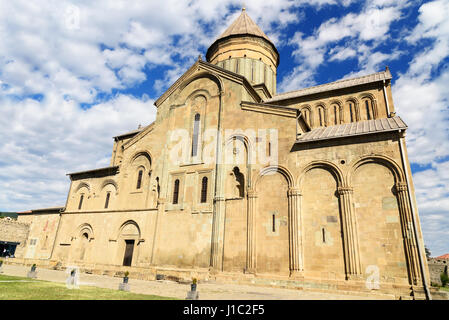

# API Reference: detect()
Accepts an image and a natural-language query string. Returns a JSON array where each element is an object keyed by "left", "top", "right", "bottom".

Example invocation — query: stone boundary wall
[{"left": 0, "top": 218, "right": 29, "bottom": 244}]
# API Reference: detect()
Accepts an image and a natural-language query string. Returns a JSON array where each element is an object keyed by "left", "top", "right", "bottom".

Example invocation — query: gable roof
[
  {"left": 154, "top": 58, "right": 262, "bottom": 108},
  {"left": 295, "top": 116, "right": 406, "bottom": 144},
  {"left": 266, "top": 68, "right": 392, "bottom": 103}
]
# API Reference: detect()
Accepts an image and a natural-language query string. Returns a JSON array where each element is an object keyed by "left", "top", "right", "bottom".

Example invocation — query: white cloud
[
  {"left": 279, "top": 1, "right": 408, "bottom": 92},
  {"left": 413, "top": 160, "right": 449, "bottom": 256},
  {"left": 0, "top": 93, "right": 156, "bottom": 211}
]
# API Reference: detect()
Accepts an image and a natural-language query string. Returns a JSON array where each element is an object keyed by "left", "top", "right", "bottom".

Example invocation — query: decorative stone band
[
  {"left": 395, "top": 182, "right": 408, "bottom": 193},
  {"left": 287, "top": 188, "right": 301, "bottom": 197},
  {"left": 214, "top": 196, "right": 226, "bottom": 202},
  {"left": 247, "top": 190, "right": 258, "bottom": 198},
  {"left": 337, "top": 186, "right": 354, "bottom": 195}
]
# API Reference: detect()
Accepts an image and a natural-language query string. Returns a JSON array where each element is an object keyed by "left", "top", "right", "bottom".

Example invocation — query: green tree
[{"left": 425, "top": 246, "right": 431, "bottom": 258}]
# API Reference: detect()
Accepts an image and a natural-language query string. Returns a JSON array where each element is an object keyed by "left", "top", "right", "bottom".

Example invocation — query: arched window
[
  {"left": 365, "top": 100, "right": 373, "bottom": 120},
  {"left": 78, "top": 194, "right": 84, "bottom": 210},
  {"left": 191, "top": 113, "right": 200, "bottom": 157},
  {"left": 136, "top": 169, "right": 143, "bottom": 189},
  {"left": 104, "top": 192, "right": 111, "bottom": 209},
  {"left": 302, "top": 108, "right": 311, "bottom": 126},
  {"left": 201, "top": 177, "right": 208, "bottom": 203},
  {"left": 349, "top": 102, "right": 355, "bottom": 122},
  {"left": 318, "top": 107, "right": 325, "bottom": 126},
  {"left": 173, "top": 179, "right": 180, "bottom": 204},
  {"left": 333, "top": 105, "right": 339, "bottom": 125}
]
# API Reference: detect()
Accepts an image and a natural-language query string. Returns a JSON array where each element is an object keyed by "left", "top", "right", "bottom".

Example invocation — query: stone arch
[
  {"left": 225, "top": 133, "right": 253, "bottom": 166},
  {"left": 75, "top": 223, "right": 94, "bottom": 240},
  {"left": 253, "top": 166, "right": 291, "bottom": 275},
  {"left": 329, "top": 99, "right": 343, "bottom": 125},
  {"left": 179, "top": 72, "right": 223, "bottom": 95},
  {"left": 255, "top": 165, "right": 294, "bottom": 192},
  {"left": 358, "top": 93, "right": 378, "bottom": 120},
  {"left": 74, "top": 182, "right": 90, "bottom": 193},
  {"left": 71, "top": 223, "right": 94, "bottom": 262},
  {"left": 347, "top": 155, "right": 405, "bottom": 186},
  {"left": 345, "top": 97, "right": 360, "bottom": 122},
  {"left": 129, "top": 151, "right": 152, "bottom": 167},
  {"left": 101, "top": 179, "right": 118, "bottom": 194},
  {"left": 116, "top": 220, "right": 141, "bottom": 240},
  {"left": 184, "top": 89, "right": 212, "bottom": 106},
  {"left": 128, "top": 151, "right": 152, "bottom": 191},
  {"left": 116, "top": 220, "right": 141, "bottom": 267},
  {"left": 314, "top": 102, "right": 327, "bottom": 127},
  {"left": 300, "top": 105, "right": 313, "bottom": 127},
  {"left": 351, "top": 155, "right": 409, "bottom": 283},
  {"left": 300, "top": 163, "right": 346, "bottom": 278},
  {"left": 298, "top": 161, "right": 344, "bottom": 189}
]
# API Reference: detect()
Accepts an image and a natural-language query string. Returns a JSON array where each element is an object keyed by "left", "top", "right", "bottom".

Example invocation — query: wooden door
[{"left": 122, "top": 240, "right": 135, "bottom": 266}]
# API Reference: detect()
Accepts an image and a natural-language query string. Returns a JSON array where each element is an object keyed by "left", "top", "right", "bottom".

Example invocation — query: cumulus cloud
[
  {"left": 0, "top": 0, "right": 313, "bottom": 211},
  {"left": 279, "top": 1, "right": 408, "bottom": 92},
  {"left": 0, "top": 0, "right": 447, "bottom": 255},
  {"left": 0, "top": 93, "right": 156, "bottom": 211}
]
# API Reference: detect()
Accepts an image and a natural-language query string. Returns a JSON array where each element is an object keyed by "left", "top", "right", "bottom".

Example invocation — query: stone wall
[
  {"left": 428, "top": 258, "right": 448, "bottom": 286},
  {"left": 0, "top": 218, "right": 30, "bottom": 256}
]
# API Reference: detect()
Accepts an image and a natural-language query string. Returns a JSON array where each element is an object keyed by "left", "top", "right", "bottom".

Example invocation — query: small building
[{"left": 428, "top": 254, "right": 449, "bottom": 286}]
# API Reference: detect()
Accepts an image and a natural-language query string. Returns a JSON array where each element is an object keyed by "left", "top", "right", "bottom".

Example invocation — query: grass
[
  {"left": 0, "top": 274, "right": 178, "bottom": 300},
  {"left": 440, "top": 286, "right": 449, "bottom": 293}
]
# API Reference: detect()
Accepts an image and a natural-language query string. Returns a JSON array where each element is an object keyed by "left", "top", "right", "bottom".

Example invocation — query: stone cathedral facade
[{"left": 16, "top": 9, "right": 431, "bottom": 298}]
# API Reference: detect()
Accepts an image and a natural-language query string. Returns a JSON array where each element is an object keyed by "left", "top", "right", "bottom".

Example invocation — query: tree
[{"left": 425, "top": 245, "right": 431, "bottom": 259}]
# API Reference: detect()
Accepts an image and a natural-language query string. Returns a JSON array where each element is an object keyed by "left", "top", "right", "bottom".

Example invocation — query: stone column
[
  {"left": 245, "top": 190, "right": 257, "bottom": 273},
  {"left": 395, "top": 182, "right": 421, "bottom": 285},
  {"left": 337, "top": 186, "right": 362, "bottom": 278},
  {"left": 210, "top": 196, "right": 226, "bottom": 271},
  {"left": 210, "top": 91, "right": 225, "bottom": 272},
  {"left": 288, "top": 188, "right": 303, "bottom": 276}
]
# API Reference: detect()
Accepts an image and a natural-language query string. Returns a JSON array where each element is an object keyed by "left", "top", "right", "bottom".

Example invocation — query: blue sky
[{"left": 0, "top": 0, "right": 448, "bottom": 256}]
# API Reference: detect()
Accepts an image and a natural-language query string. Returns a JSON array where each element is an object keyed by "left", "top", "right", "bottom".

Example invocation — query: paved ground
[{"left": 0, "top": 264, "right": 389, "bottom": 300}]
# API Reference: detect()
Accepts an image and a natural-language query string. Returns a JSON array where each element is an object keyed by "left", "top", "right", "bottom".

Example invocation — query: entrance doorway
[{"left": 122, "top": 240, "right": 135, "bottom": 266}]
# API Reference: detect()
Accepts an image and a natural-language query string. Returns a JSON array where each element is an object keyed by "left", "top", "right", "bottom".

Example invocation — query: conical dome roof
[
  {"left": 215, "top": 8, "right": 273, "bottom": 45},
  {"left": 206, "top": 8, "right": 279, "bottom": 65}
]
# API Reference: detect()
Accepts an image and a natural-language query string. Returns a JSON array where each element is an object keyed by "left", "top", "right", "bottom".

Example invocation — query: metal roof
[
  {"left": 295, "top": 116, "right": 407, "bottom": 144},
  {"left": 215, "top": 8, "right": 273, "bottom": 45},
  {"left": 67, "top": 166, "right": 119, "bottom": 177},
  {"left": 266, "top": 69, "right": 392, "bottom": 103}
]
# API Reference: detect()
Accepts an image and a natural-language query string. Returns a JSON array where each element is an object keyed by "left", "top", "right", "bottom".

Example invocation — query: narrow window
[
  {"left": 304, "top": 109, "right": 310, "bottom": 125},
  {"left": 365, "top": 100, "right": 371, "bottom": 120},
  {"left": 136, "top": 170, "right": 143, "bottom": 189},
  {"left": 173, "top": 179, "right": 180, "bottom": 204},
  {"left": 268, "top": 142, "right": 271, "bottom": 157},
  {"left": 104, "top": 192, "right": 111, "bottom": 209},
  {"left": 235, "top": 59, "right": 239, "bottom": 74},
  {"left": 191, "top": 113, "right": 200, "bottom": 157},
  {"left": 349, "top": 103, "right": 354, "bottom": 122},
  {"left": 272, "top": 214, "right": 276, "bottom": 233},
  {"left": 251, "top": 60, "right": 255, "bottom": 82},
  {"left": 200, "top": 177, "right": 208, "bottom": 203},
  {"left": 334, "top": 105, "right": 338, "bottom": 125},
  {"left": 318, "top": 107, "right": 324, "bottom": 126},
  {"left": 322, "top": 228, "right": 326, "bottom": 243},
  {"left": 78, "top": 194, "right": 84, "bottom": 210}
]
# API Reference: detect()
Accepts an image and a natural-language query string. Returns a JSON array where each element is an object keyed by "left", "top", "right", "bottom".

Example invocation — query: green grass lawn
[
  {"left": 0, "top": 274, "right": 178, "bottom": 300},
  {"left": 440, "top": 286, "right": 449, "bottom": 293}
]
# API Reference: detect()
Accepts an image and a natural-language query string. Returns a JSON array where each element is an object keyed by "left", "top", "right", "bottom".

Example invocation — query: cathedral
[{"left": 16, "top": 9, "right": 431, "bottom": 298}]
